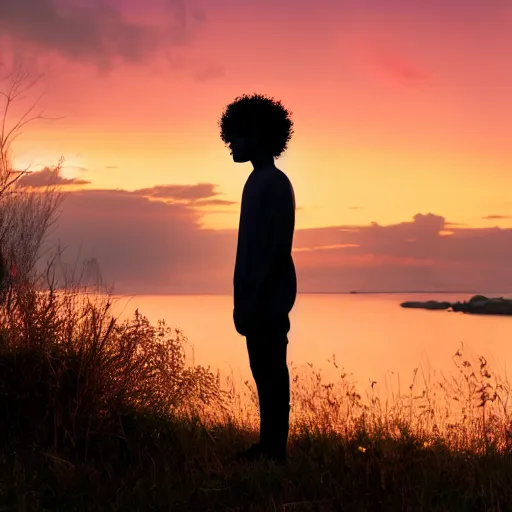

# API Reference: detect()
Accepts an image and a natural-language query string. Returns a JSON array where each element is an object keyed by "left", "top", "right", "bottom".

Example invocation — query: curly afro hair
[{"left": 218, "top": 93, "right": 294, "bottom": 159}]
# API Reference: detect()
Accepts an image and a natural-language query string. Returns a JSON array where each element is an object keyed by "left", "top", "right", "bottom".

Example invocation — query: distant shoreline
[
  {"left": 302, "top": 291, "right": 481, "bottom": 295},
  {"left": 112, "top": 290, "right": 512, "bottom": 297}
]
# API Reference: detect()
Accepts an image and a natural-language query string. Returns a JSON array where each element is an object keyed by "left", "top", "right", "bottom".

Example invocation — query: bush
[{"left": 0, "top": 286, "right": 224, "bottom": 458}]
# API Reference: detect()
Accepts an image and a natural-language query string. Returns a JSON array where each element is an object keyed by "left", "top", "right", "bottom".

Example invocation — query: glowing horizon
[{"left": 2, "top": 0, "right": 512, "bottom": 293}]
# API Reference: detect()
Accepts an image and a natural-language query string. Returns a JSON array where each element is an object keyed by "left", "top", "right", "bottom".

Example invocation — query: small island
[{"left": 400, "top": 295, "right": 512, "bottom": 316}]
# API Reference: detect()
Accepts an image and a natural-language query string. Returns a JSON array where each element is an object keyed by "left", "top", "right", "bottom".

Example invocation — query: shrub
[{"left": 0, "top": 286, "right": 225, "bottom": 457}]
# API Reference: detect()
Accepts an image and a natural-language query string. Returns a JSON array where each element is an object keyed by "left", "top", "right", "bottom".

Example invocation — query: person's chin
[{"left": 231, "top": 151, "right": 250, "bottom": 163}]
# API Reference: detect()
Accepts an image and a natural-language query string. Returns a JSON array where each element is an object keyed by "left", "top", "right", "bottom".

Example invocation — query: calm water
[{"left": 111, "top": 293, "right": 512, "bottom": 393}]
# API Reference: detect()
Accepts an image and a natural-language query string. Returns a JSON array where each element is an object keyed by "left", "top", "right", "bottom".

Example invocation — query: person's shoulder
[
  {"left": 275, "top": 168, "right": 291, "bottom": 183},
  {"left": 261, "top": 170, "right": 294, "bottom": 212},
  {"left": 267, "top": 168, "right": 293, "bottom": 193}
]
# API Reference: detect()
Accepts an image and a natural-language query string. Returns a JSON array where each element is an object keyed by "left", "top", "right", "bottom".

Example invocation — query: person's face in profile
[{"left": 229, "top": 134, "right": 258, "bottom": 163}]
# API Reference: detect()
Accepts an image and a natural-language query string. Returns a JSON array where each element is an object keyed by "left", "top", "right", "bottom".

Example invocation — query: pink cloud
[
  {"left": 44, "top": 187, "right": 235, "bottom": 294},
  {"left": 293, "top": 214, "right": 512, "bottom": 292},
  {"left": 43, "top": 189, "right": 512, "bottom": 294},
  {"left": 372, "top": 53, "right": 429, "bottom": 87}
]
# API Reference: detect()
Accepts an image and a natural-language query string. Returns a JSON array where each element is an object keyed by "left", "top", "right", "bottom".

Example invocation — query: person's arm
[{"left": 240, "top": 175, "right": 295, "bottom": 316}]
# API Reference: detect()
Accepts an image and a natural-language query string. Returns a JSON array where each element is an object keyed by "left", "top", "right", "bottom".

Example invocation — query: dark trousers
[{"left": 245, "top": 315, "right": 291, "bottom": 459}]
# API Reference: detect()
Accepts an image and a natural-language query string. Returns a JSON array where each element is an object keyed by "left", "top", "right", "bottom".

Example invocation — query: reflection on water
[{"left": 109, "top": 293, "right": 512, "bottom": 399}]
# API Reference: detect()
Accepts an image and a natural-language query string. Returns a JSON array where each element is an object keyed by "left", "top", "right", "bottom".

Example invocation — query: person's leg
[
  {"left": 245, "top": 318, "right": 290, "bottom": 462},
  {"left": 261, "top": 333, "right": 290, "bottom": 462},
  {"left": 233, "top": 332, "right": 268, "bottom": 461},
  {"left": 245, "top": 332, "right": 269, "bottom": 451}
]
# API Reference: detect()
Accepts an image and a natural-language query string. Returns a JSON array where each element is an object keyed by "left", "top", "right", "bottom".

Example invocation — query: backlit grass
[{"left": 0, "top": 287, "right": 511, "bottom": 511}]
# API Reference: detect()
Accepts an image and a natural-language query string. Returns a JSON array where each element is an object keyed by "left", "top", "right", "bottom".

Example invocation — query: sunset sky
[{"left": 2, "top": 0, "right": 512, "bottom": 293}]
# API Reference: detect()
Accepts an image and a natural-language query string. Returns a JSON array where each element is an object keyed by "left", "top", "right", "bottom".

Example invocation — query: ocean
[{"left": 110, "top": 293, "right": 512, "bottom": 396}]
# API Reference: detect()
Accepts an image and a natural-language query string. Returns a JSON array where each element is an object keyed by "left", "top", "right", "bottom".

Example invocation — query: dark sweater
[{"left": 233, "top": 166, "right": 297, "bottom": 335}]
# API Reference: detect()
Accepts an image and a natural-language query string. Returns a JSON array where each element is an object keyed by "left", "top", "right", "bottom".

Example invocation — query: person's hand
[{"left": 233, "top": 306, "right": 252, "bottom": 336}]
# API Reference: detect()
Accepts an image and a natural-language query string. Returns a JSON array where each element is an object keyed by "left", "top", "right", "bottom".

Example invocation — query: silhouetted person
[{"left": 218, "top": 94, "right": 297, "bottom": 464}]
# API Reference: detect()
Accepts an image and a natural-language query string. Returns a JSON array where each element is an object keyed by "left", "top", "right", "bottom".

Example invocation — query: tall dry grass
[
  {"left": 0, "top": 285, "right": 224, "bottom": 455},
  {"left": 1, "top": 286, "right": 512, "bottom": 510},
  {"left": 218, "top": 343, "right": 512, "bottom": 455}
]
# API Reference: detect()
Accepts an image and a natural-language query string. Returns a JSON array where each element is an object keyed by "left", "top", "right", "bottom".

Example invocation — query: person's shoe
[{"left": 234, "top": 443, "right": 265, "bottom": 462}]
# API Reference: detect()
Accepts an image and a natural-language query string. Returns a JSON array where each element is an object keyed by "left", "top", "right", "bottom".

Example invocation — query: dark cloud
[
  {"left": 483, "top": 214, "right": 510, "bottom": 220},
  {"left": 18, "top": 167, "right": 90, "bottom": 187},
  {"left": 0, "top": 0, "right": 203, "bottom": 68},
  {"left": 42, "top": 192, "right": 512, "bottom": 294}
]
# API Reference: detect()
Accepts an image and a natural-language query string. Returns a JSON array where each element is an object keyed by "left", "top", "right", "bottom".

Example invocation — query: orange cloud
[
  {"left": 293, "top": 244, "right": 360, "bottom": 253},
  {"left": 17, "top": 167, "right": 90, "bottom": 188},
  {"left": 483, "top": 214, "right": 511, "bottom": 221},
  {"left": 133, "top": 183, "right": 232, "bottom": 202}
]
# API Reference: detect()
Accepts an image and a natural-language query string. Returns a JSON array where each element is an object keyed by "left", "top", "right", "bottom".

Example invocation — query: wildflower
[{"left": 358, "top": 446, "right": 366, "bottom": 453}]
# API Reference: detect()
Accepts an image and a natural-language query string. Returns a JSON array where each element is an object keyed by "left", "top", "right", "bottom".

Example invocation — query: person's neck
[{"left": 250, "top": 155, "right": 275, "bottom": 172}]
